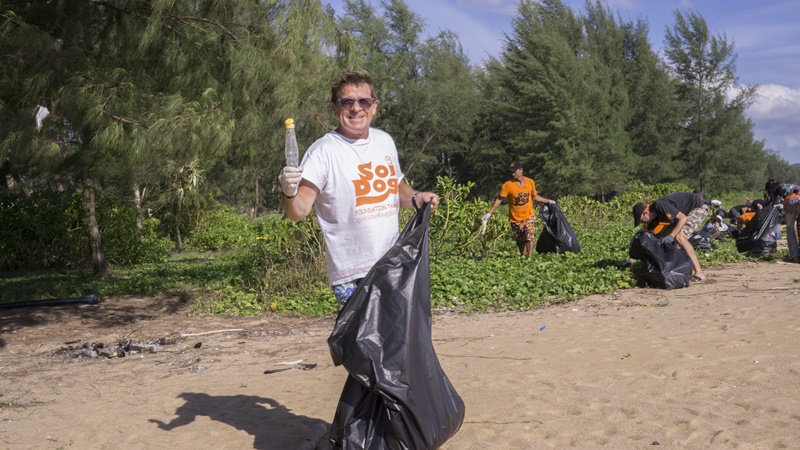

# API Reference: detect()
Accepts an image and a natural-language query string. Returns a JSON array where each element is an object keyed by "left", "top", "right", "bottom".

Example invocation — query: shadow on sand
[{"left": 150, "top": 392, "right": 329, "bottom": 449}]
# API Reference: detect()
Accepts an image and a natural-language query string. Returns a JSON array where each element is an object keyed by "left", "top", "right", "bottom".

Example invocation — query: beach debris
[
  {"left": 264, "top": 362, "right": 317, "bottom": 374},
  {"left": 35, "top": 105, "right": 50, "bottom": 131},
  {"left": 168, "top": 359, "right": 208, "bottom": 374},
  {"left": 0, "top": 294, "right": 100, "bottom": 310},
  {"left": 179, "top": 328, "right": 244, "bottom": 337},
  {"left": 57, "top": 338, "right": 169, "bottom": 359},
  {"left": 276, "top": 359, "right": 304, "bottom": 365},
  {"left": 539, "top": 325, "right": 547, "bottom": 331}
]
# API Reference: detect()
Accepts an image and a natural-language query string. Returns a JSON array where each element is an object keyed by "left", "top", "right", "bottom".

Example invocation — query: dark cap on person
[
  {"left": 508, "top": 161, "right": 523, "bottom": 173},
  {"left": 632, "top": 202, "right": 647, "bottom": 226}
]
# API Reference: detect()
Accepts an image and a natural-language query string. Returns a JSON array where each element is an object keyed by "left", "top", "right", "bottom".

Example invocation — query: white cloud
[
  {"left": 609, "top": 0, "right": 638, "bottom": 9},
  {"left": 456, "top": 0, "right": 517, "bottom": 14},
  {"left": 749, "top": 84, "right": 800, "bottom": 125},
  {"left": 747, "top": 84, "right": 800, "bottom": 163}
]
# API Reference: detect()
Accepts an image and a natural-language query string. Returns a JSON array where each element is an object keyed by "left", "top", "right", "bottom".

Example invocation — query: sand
[{"left": 2, "top": 261, "right": 800, "bottom": 449}]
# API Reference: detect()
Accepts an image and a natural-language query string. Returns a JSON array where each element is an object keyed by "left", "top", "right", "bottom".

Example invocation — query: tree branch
[
  {"left": 88, "top": 0, "right": 239, "bottom": 41},
  {"left": 171, "top": 15, "right": 239, "bottom": 41},
  {"left": 102, "top": 108, "right": 139, "bottom": 125}
]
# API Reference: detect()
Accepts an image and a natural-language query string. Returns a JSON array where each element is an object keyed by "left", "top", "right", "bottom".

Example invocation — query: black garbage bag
[
  {"left": 629, "top": 230, "right": 692, "bottom": 289},
  {"left": 736, "top": 205, "right": 779, "bottom": 255},
  {"left": 327, "top": 203, "right": 465, "bottom": 449},
  {"left": 535, "top": 203, "right": 580, "bottom": 254},
  {"left": 689, "top": 230, "right": 716, "bottom": 250}
]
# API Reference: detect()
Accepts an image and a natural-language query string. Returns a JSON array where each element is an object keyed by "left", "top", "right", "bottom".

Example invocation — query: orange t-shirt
[
  {"left": 500, "top": 177, "right": 537, "bottom": 222},
  {"left": 738, "top": 211, "right": 756, "bottom": 229}
]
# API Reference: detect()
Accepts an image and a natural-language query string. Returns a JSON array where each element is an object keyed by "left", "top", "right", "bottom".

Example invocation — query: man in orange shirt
[{"left": 483, "top": 161, "right": 554, "bottom": 256}]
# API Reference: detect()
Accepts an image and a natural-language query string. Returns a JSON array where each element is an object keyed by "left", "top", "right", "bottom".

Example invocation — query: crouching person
[{"left": 632, "top": 192, "right": 709, "bottom": 281}]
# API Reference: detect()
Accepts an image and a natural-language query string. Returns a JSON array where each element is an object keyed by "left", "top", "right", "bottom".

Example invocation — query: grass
[
  {"left": 0, "top": 184, "right": 781, "bottom": 315},
  {"left": 0, "top": 233, "right": 776, "bottom": 316}
]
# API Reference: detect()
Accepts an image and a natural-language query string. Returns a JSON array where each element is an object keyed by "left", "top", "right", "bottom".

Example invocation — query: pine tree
[
  {"left": 664, "top": 10, "right": 762, "bottom": 195},
  {"left": 621, "top": 17, "right": 683, "bottom": 184},
  {"left": 495, "top": 0, "right": 595, "bottom": 196},
  {"left": 582, "top": 1, "right": 634, "bottom": 199},
  {"left": 0, "top": 1, "right": 345, "bottom": 272}
]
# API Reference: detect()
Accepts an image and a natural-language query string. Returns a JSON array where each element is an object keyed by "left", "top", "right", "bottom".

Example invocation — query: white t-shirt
[{"left": 300, "top": 128, "right": 404, "bottom": 285}]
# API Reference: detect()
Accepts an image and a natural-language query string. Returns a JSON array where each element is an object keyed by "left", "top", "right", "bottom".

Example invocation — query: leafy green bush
[
  {"left": 0, "top": 189, "right": 174, "bottom": 271},
  {"left": 100, "top": 203, "right": 174, "bottom": 265},
  {"left": 0, "top": 191, "right": 88, "bottom": 271},
  {"left": 0, "top": 179, "right": 772, "bottom": 315},
  {"left": 186, "top": 206, "right": 258, "bottom": 251},
  {"left": 191, "top": 212, "right": 334, "bottom": 316}
]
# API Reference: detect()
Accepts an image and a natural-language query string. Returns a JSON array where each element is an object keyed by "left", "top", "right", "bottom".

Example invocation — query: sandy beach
[{"left": 2, "top": 260, "right": 800, "bottom": 449}]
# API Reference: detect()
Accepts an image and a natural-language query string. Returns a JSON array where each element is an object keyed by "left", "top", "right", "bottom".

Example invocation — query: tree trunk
[
  {"left": 134, "top": 184, "right": 142, "bottom": 243},
  {"left": 253, "top": 169, "right": 259, "bottom": 218},
  {"left": 82, "top": 178, "right": 111, "bottom": 277},
  {"left": 174, "top": 202, "right": 183, "bottom": 252}
]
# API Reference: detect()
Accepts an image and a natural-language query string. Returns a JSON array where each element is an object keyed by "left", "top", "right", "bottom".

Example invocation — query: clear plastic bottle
[{"left": 284, "top": 118, "right": 299, "bottom": 167}]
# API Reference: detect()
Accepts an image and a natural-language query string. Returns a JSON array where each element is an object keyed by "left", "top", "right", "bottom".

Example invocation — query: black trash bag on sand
[
  {"left": 736, "top": 205, "right": 779, "bottom": 256},
  {"left": 689, "top": 230, "right": 716, "bottom": 251},
  {"left": 629, "top": 230, "right": 692, "bottom": 289},
  {"left": 327, "top": 203, "right": 465, "bottom": 449},
  {"left": 535, "top": 203, "right": 580, "bottom": 254}
]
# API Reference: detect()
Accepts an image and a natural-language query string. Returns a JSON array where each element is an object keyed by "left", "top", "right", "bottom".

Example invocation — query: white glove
[
  {"left": 278, "top": 166, "right": 302, "bottom": 198},
  {"left": 549, "top": 200, "right": 556, "bottom": 206},
  {"left": 710, "top": 199, "right": 721, "bottom": 207},
  {"left": 482, "top": 213, "right": 491, "bottom": 222}
]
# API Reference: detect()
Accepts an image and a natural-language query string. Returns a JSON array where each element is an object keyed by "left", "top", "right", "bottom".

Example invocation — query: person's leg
[
  {"left": 784, "top": 204, "right": 800, "bottom": 262},
  {"left": 523, "top": 216, "right": 535, "bottom": 257},
  {"left": 511, "top": 218, "right": 535, "bottom": 257},
  {"left": 676, "top": 231, "right": 705, "bottom": 280},
  {"left": 333, "top": 279, "right": 362, "bottom": 311},
  {"left": 681, "top": 205, "right": 709, "bottom": 237},
  {"left": 510, "top": 222, "right": 526, "bottom": 256}
]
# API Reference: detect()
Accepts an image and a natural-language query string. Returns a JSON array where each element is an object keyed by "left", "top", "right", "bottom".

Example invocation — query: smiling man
[{"left": 278, "top": 70, "right": 439, "bottom": 310}]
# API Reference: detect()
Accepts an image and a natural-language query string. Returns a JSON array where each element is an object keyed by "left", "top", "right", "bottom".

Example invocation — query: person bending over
[{"left": 632, "top": 192, "right": 709, "bottom": 281}]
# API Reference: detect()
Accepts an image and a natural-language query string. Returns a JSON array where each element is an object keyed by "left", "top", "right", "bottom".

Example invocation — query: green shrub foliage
[
  {"left": 0, "top": 190, "right": 172, "bottom": 270},
  {"left": 186, "top": 207, "right": 258, "bottom": 251},
  {"left": 2, "top": 180, "right": 765, "bottom": 315},
  {"left": 0, "top": 191, "right": 86, "bottom": 271}
]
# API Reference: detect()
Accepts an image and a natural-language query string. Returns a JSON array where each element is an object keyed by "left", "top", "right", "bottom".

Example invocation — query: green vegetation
[{"left": 0, "top": 180, "right": 774, "bottom": 316}]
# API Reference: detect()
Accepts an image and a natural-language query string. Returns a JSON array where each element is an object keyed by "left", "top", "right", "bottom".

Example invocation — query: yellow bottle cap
[{"left": 285, "top": 118, "right": 295, "bottom": 129}]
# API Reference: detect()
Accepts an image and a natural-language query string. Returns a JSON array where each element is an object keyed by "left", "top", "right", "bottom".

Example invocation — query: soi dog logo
[{"left": 352, "top": 157, "right": 398, "bottom": 206}]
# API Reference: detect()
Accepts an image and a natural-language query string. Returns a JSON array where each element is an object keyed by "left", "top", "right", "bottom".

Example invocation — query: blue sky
[{"left": 324, "top": 0, "right": 800, "bottom": 165}]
